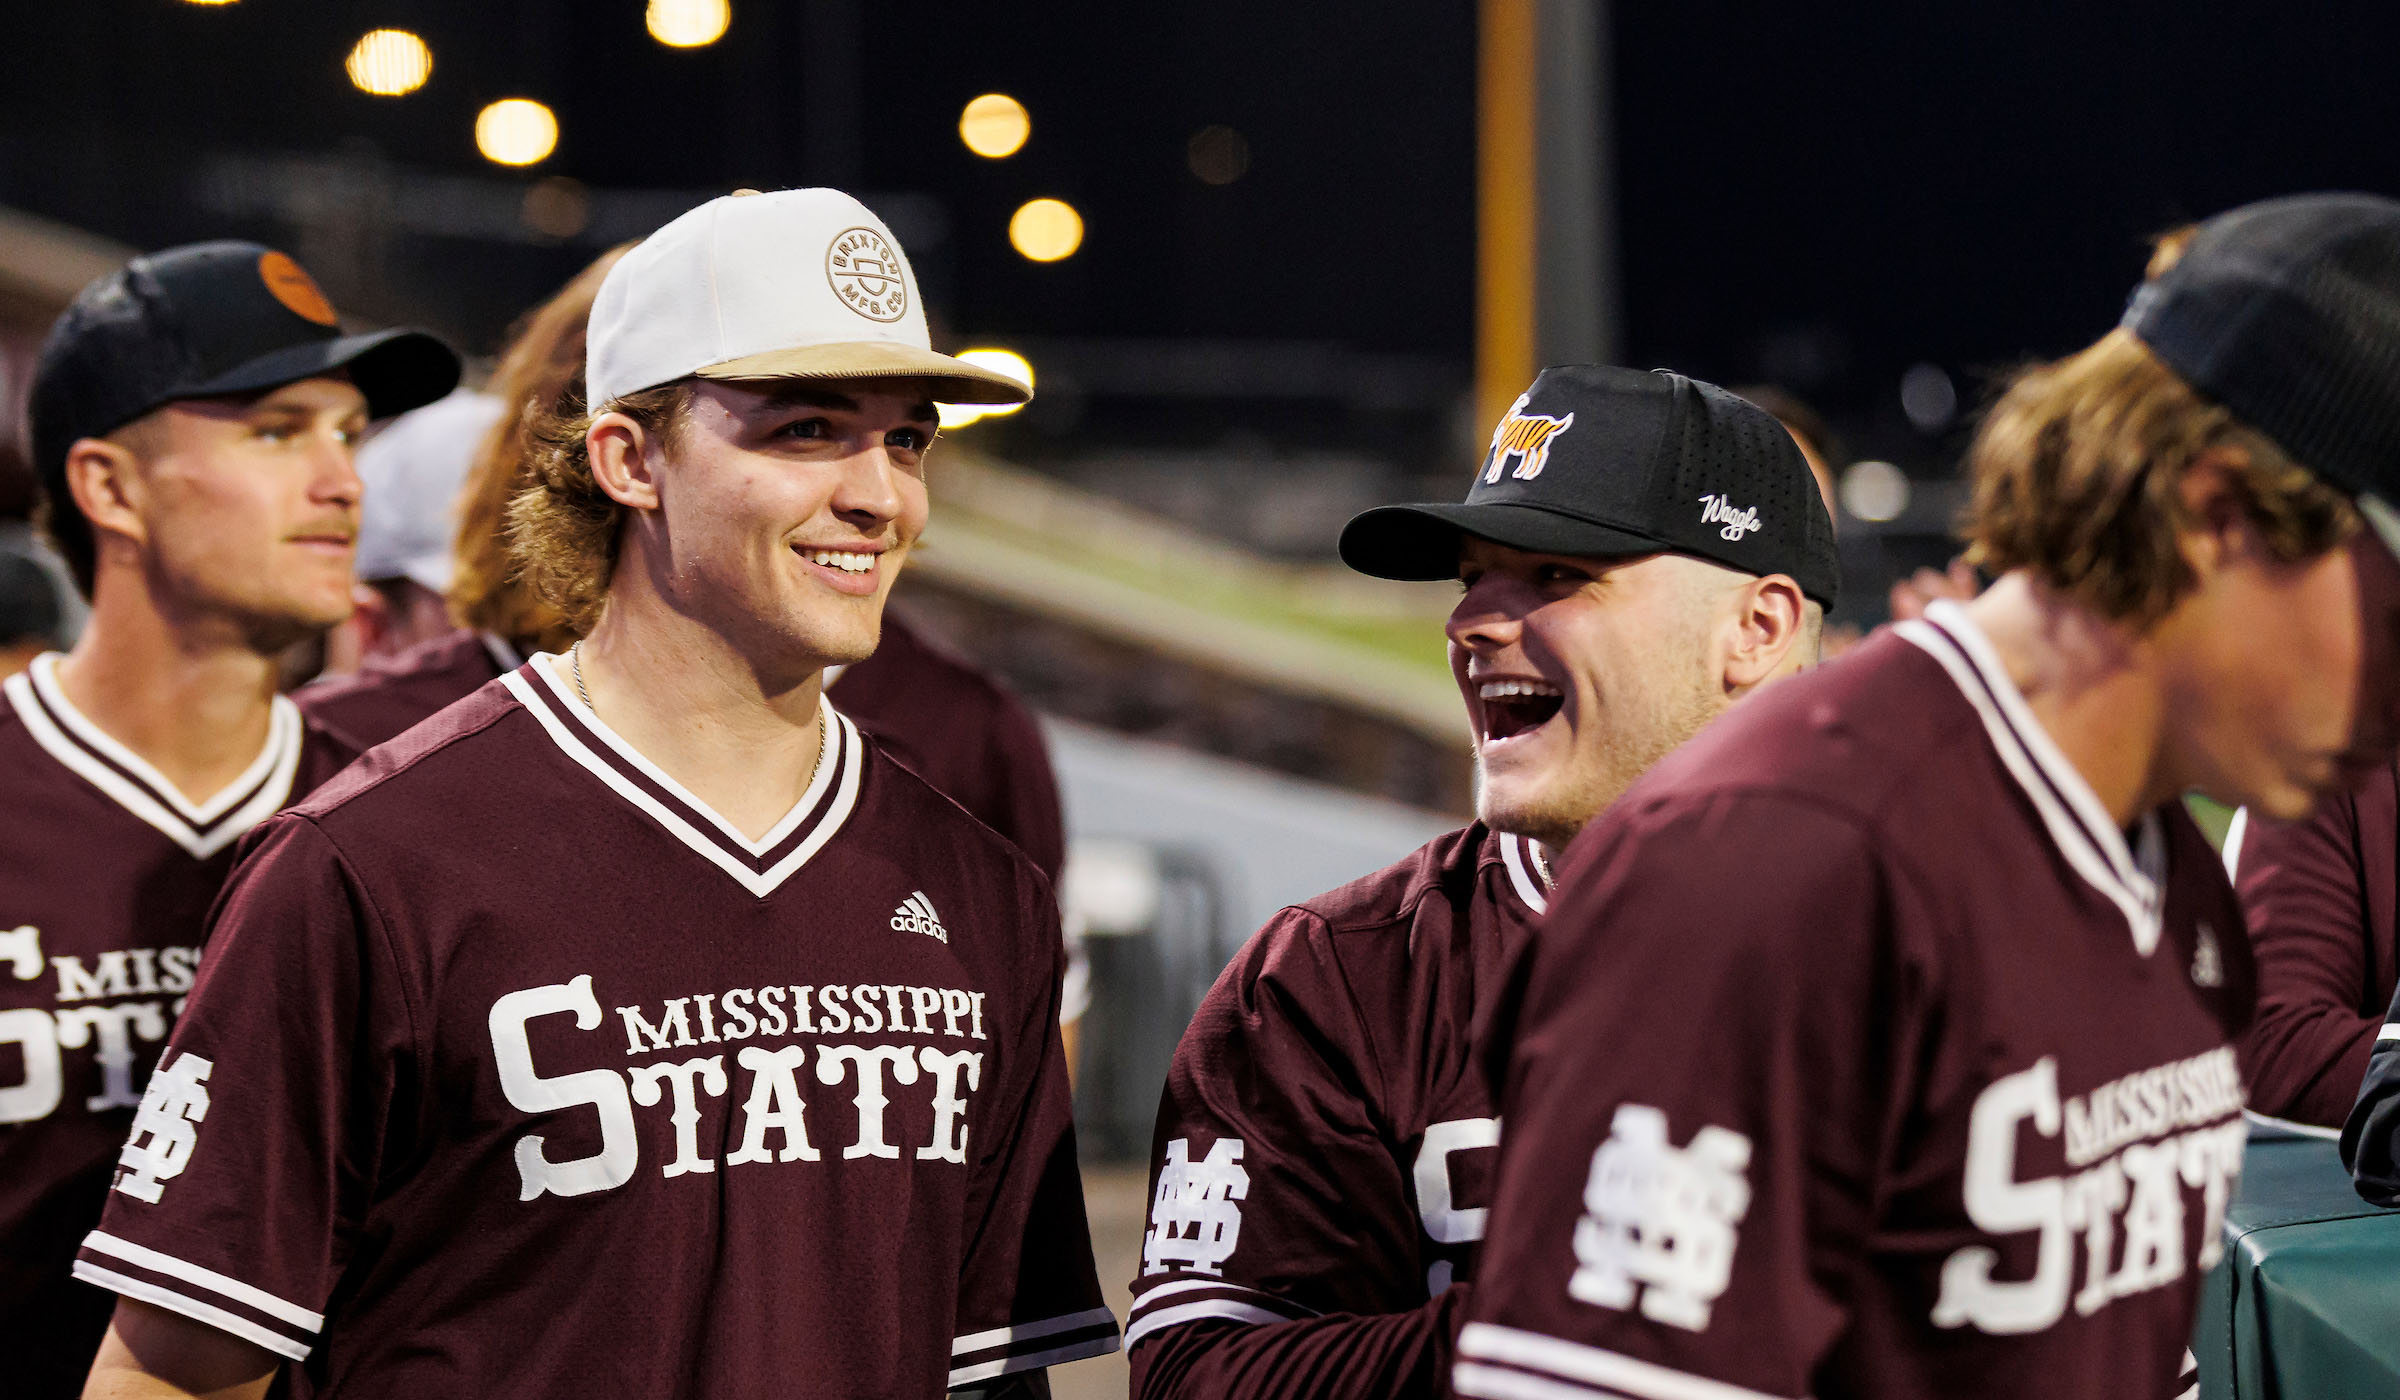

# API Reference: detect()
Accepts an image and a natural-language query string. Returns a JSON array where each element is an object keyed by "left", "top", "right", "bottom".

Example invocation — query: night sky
[{"left": 7, "top": 0, "right": 2400, "bottom": 426}]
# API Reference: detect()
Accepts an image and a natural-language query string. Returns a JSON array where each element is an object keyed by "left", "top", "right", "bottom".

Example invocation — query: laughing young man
[
  {"left": 1459, "top": 195, "right": 2400, "bottom": 1400},
  {"left": 0, "top": 241, "right": 456, "bottom": 1399},
  {"left": 74, "top": 190, "right": 1113, "bottom": 1399},
  {"left": 1125, "top": 367, "right": 1838, "bottom": 1400}
]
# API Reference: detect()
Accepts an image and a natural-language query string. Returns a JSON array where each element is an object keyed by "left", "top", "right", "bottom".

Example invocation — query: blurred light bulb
[
  {"left": 1187, "top": 125, "right": 1251, "bottom": 185},
  {"left": 1009, "top": 199, "right": 1083, "bottom": 262},
  {"left": 476, "top": 99, "right": 559, "bottom": 167},
  {"left": 956, "top": 348, "right": 1032, "bottom": 417},
  {"left": 1840, "top": 459, "right": 1912, "bottom": 523},
  {"left": 346, "top": 29, "right": 432, "bottom": 97},
  {"left": 958, "top": 94, "right": 1031, "bottom": 159},
  {"left": 647, "top": 0, "right": 731, "bottom": 47},
  {"left": 1900, "top": 362, "right": 1957, "bottom": 433}
]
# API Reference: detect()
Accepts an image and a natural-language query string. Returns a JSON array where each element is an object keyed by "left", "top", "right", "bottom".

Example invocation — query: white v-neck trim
[
  {"left": 4, "top": 653, "right": 304, "bottom": 859},
  {"left": 1896, "top": 602, "right": 2166, "bottom": 956},
  {"left": 500, "top": 656, "right": 862, "bottom": 899},
  {"left": 1498, "top": 832, "right": 1551, "bottom": 915}
]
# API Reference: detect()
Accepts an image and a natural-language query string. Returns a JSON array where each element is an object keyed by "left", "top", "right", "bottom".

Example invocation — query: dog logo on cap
[
  {"left": 1482, "top": 393, "right": 1575, "bottom": 484},
  {"left": 257, "top": 251, "right": 338, "bottom": 327},
  {"left": 826, "top": 227, "right": 909, "bottom": 323}
]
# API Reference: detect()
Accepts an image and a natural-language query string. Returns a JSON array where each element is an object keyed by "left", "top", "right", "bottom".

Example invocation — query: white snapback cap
[
  {"left": 585, "top": 188, "right": 1029, "bottom": 410},
  {"left": 354, "top": 388, "right": 507, "bottom": 593}
]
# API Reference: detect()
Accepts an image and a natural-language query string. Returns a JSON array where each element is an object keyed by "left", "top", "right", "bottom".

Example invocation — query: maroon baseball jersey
[
  {"left": 829, "top": 607, "right": 1066, "bottom": 888},
  {"left": 1126, "top": 824, "right": 1548, "bottom": 1399},
  {"left": 72, "top": 657, "right": 1114, "bottom": 1396},
  {"left": 296, "top": 628, "right": 521, "bottom": 752},
  {"left": 297, "top": 612, "right": 1066, "bottom": 889},
  {"left": 2234, "top": 760, "right": 2400, "bottom": 1126},
  {"left": 0, "top": 653, "right": 357, "bottom": 1400},
  {"left": 1459, "top": 602, "right": 2254, "bottom": 1400}
]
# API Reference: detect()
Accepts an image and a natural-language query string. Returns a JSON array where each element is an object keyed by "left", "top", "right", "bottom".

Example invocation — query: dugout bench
[{"left": 2195, "top": 1123, "right": 2400, "bottom": 1397}]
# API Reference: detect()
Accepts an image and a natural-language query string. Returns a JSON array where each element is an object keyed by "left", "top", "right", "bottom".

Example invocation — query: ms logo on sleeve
[
  {"left": 1569, "top": 1103, "right": 1753, "bottom": 1331},
  {"left": 1142, "top": 1137, "right": 1249, "bottom": 1276},
  {"left": 113, "top": 1050, "right": 213, "bottom": 1203}
]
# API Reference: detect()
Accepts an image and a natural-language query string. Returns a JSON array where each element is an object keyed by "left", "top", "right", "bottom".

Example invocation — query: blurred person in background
[
  {"left": 0, "top": 549, "right": 64, "bottom": 677},
  {"left": 1, "top": 241, "right": 455, "bottom": 1399},
  {"left": 1460, "top": 194, "right": 2400, "bottom": 1400},
  {"left": 1124, "top": 366, "right": 1836, "bottom": 1400},
  {"left": 316, "top": 387, "right": 506, "bottom": 678},
  {"left": 73, "top": 188, "right": 1109, "bottom": 1400},
  {"left": 2239, "top": 768, "right": 2400, "bottom": 1129},
  {"left": 300, "top": 243, "right": 1078, "bottom": 1058}
]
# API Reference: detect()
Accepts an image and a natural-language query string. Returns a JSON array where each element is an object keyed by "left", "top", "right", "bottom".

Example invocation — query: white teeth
[
  {"left": 803, "top": 550, "right": 875, "bottom": 574},
  {"left": 1479, "top": 680, "right": 1561, "bottom": 701}
]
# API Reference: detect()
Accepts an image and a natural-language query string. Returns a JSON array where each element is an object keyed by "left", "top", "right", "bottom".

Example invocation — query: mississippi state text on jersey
[
  {"left": 73, "top": 658, "right": 1115, "bottom": 1397},
  {"left": 1458, "top": 602, "right": 2254, "bottom": 1400},
  {"left": 0, "top": 653, "right": 356, "bottom": 1400},
  {"left": 1128, "top": 824, "right": 1547, "bottom": 1400}
]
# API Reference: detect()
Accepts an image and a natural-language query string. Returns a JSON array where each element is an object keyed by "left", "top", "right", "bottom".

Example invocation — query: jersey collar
[
  {"left": 3, "top": 652, "right": 305, "bottom": 860},
  {"left": 1897, "top": 601, "right": 2167, "bottom": 956},
  {"left": 1496, "top": 831, "right": 1552, "bottom": 916},
  {"left": 501, "top": 654, "right": 862, "bottom": 899}
]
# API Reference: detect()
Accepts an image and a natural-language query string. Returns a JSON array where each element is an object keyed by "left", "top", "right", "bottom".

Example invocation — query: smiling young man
[
  {"left": 1458, "top": 194, "right": 2400, "bottom": 1400},
  {"left": 72, "top": 191, "right": 1113, "bottom": 1399},
  {"left": 0, "top": 241, "right": 456, "bottom": 1399},
  {"left": 1124, "top": 367, "right": 1838, "bottom": 1400}
]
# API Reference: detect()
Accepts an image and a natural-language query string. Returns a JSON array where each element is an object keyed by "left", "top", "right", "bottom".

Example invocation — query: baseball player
[
  {"left": 0, "top": 241, "right": 456, "bottom": 1398},
  {"left": 74, "top": 191, "right": 1113, "bottom": 1398},
  {"left": 298, "top": 249, "right": 1069, "bottom": 891},
  {"left": 1126, "top": 366, "right": 1839, "bottom": 1399},
  {"left": 1458, "top": 193, "right": 2400, "bottom": 1400}
]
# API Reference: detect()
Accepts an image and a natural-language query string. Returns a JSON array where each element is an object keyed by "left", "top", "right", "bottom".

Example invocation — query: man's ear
[
  {"left": 1723, "top": 574, "right": 1808, "bottom": 692},
  {"left": 587, "top": 413, "right": 662, "bottom": 511},
  {"left": 2175, "top": 446, "right": 2257, "bottom": 578},
  {"left": 62, "top": 437, "right": 147, "bottom": 555}
]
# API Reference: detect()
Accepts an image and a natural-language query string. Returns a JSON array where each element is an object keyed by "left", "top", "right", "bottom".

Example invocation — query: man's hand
[{"left": 84, "top": 1299, "right": 278, "bottom": 1400}]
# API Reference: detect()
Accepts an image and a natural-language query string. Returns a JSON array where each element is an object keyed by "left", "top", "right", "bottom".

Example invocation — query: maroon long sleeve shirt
[{"left": 2235, "top": 762, "right": 2400, "bottom": 1127}]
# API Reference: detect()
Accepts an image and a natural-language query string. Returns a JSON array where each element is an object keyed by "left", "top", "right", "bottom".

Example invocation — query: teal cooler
[{"left": 2195, "top": 1124, "right": 2400, "bottom": 1398}]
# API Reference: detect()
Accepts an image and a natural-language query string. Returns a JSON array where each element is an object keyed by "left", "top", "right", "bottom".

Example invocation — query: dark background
[{"left": 7, "top": 0, "right": 2400, "bottom": 503}]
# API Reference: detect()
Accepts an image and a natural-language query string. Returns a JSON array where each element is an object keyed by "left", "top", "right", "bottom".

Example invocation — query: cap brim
[
  {"left": 697, "top": 341, "right": 1031, "bottom": 407},
  {"left": 183, "top": 328, "right": 463, "bottom": 422},
  {"left": 1338, "top": 501, "right": 1670, "bottom": 581}
]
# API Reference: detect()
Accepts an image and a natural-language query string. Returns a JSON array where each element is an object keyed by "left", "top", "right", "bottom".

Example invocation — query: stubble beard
[{"left": 1478, "top": 665, "right": 1728, "bottom": 850}]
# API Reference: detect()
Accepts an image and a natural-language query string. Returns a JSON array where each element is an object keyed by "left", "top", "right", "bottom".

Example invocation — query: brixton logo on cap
[
  {"left": 826, "top": 227, "right": 908, "bottom": 322},
  {"left": 257, "top": 250, "right": 339, "bottom": 327}
]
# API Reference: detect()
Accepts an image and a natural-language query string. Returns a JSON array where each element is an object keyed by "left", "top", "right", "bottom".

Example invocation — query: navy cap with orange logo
[
  {"left": 1339, "top": 364, "right": 1840, "bottom": 607},
  {"left": 28, "top": 240, "right": 460, "bottom": 486}
]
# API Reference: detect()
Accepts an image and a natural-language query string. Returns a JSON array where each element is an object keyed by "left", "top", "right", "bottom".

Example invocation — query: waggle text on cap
[
  {"left": 29, "top": 240, "right": 461, "bottom": 486},
  {"left": 1339, "top": 364, "right": 1840, "bottom": 608},
  {"left": 586, "top": 188, "right": 1031, "bottom": 410},
  {"left": 2123, "top": 191, "right": 2400, "bottom": 555}
]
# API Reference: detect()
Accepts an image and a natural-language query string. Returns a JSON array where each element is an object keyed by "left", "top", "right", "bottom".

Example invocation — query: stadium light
[
  {"left": 178, "top": 0, "right": 238, "bottom": 6},
  {"left": 958, "top": 94, "right": 1031, "bottom": 159},
  {"left": 937, "top": 349, "right": 1035, "bottom": 429},
  {"left": 476, "top": 99, "right": 559, "bottom": 167},
  {"left": 1840, "top": 460, "right": 1911, "bottom": 523},
  {"left": 1008, "top": 199, "right": 1083, "bottom": 263},
  {"left": 647, "top": 0, "right": 731, "bottom": 48},
  {"left": 1187, "top": 125, "right": 1250, "bottom": 185},
  {"left": 345, "top": 30, "right": 432, "bottom": 98}
]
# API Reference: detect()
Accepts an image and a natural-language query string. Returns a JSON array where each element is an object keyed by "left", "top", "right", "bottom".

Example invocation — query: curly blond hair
[
  {"left": 505, "top": 381, "right": 692, "bottom": 635},
  {"left": 450, "top": 245, "right": 631, "bottom": 652}
]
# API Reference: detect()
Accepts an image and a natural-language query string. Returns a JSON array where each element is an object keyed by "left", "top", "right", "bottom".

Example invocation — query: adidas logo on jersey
[{"left": 891, "top": 892, "right": 948, "bottom": 943}]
